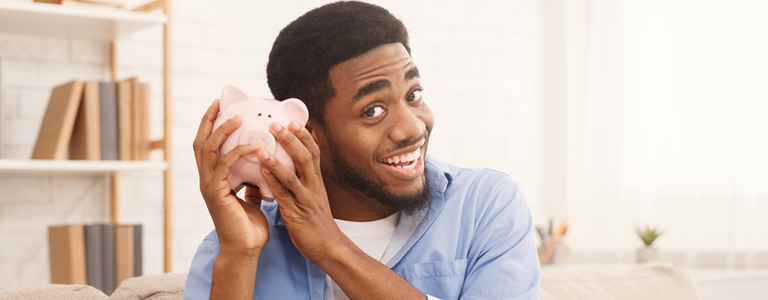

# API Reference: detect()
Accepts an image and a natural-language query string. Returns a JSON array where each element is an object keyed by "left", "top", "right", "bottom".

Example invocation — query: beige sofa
[
  {"left": 0, "top": 262, "right": 698, "bottom": 299},
  {"left": 0, "top": 273, "right": 186, "bottom": 300}
]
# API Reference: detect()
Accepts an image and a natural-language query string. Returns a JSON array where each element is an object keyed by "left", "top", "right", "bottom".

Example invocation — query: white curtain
[{"left": 547, "top": 0, "right": 768, "bottom": 266}]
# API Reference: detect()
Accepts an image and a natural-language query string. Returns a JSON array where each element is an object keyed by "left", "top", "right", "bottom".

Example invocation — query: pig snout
[{"left": 238, "top": 128, "right": 276, "bottom": 163}]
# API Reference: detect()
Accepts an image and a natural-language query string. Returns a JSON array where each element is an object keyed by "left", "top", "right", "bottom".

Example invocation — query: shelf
[
  {"left": 0, "top": 159, "right": 167, "bottom": 174},
  {"left": 0, "top": 1, "right": 167, "bottom": 39},
  {"left": 0, "top": 0, "right": 174, "bottom": 272}
]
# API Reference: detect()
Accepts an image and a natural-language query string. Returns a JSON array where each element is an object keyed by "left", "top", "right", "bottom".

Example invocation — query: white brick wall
[{"left": 0, "top": 0, "right": 543, "bottom": 289}]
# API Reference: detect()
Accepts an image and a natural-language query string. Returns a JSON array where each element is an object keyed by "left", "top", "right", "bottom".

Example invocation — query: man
[{"left": 185, "top": 2, "right": 540, "bottom": 299}]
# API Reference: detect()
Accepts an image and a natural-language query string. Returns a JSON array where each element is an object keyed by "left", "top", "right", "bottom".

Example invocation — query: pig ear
[
  {"left": 220, "top": 84, "right": 250, "bottom": 110},
  {"left": 280, "top": 98, "right": 310, "bottom": 125}
]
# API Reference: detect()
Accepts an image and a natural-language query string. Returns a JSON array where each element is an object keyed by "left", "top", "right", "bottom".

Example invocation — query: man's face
[{"left": 311, "top": 43, "right": 435, "bottom": 215}]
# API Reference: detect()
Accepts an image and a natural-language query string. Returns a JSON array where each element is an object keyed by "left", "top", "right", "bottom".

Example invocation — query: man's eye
[
  {"left": 364, "top": 106, "right": 385, "bottom": 117},
  {"left": 406, "top": 88, "right": 423, "bottom": 102}
]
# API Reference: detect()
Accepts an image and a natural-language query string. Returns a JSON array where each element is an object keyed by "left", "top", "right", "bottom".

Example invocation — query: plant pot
[{"left": 636, "top": 246, "right": 659, "bottom": 263}]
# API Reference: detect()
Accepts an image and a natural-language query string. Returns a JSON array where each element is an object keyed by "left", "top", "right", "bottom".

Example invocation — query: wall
[{"left": 0, "top": 0, "right": 543, "bottom": 289}]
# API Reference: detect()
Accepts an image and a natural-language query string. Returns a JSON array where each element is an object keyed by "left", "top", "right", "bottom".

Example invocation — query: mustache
[{"left": 387, "top": 131, "right": 427, "bottom": 155}]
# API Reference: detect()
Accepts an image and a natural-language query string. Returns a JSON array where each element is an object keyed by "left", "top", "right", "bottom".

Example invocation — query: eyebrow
[
  {"left": 353, "top": 80, "right": 390, "bottom": 102},
  {"left": 352, "top": 67, "right": 421, "bottom": 103},
  {"left": 405, "top": 67, "right": 420, "bottom": 81}
]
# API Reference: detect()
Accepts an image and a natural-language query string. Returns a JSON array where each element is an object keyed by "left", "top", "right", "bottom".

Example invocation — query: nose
[{"left": 388, "top": 104, "right": 425, "bottom": 144}]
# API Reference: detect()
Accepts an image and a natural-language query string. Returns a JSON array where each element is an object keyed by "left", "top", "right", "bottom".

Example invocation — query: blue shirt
[{"left": 184, "top": 155, "right": 541, "bottom": 299}]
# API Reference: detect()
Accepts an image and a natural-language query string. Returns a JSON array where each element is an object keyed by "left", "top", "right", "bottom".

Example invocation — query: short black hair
[{"left": 267, "top": 1, "right": 411, "bottom": 124}]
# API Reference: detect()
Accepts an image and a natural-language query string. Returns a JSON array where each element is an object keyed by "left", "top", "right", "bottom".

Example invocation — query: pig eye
[
  {"left": 268, "top": 115, "right": 272, "bottom": 118},
  {"left": 258, "top": 113, "right": 262, "bottom": 117}
]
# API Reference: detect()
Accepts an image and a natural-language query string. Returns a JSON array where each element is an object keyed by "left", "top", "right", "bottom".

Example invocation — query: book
[
  {"left": 101, "top": 224, "right": 116, "bottom": 294},
  {"left": 0, "top": 58, "right": 4, "bottom": 158},
  {"left": 48, "top": 225, "right": 87, "bottom": 284},
  {"left": 136, "top": 83, "right": 151, "bottom": 160},
  {"left": 34, "top": 0, "right": 122, "bottom": 9},
  {"left": 133, "top": 224, "right": 143, "bottom": 276},
  {"left": 77, "top": 0, "right": 124, "bottom": 7},
  {"left": 69, "top": 81, "right": 101, "bottom": 160},
  {"left": 114, "top": 224, "right": 134, "bottom": 288},
  {"left": 84, "top": 224, "right": 104, "bottom": 291},
  {"left": 98, "top": 81, "right": 119, "bottom": 161},
  {"left": 117, "top": 78, "right": 136, "bottom": 161},
  {"left": 32, "top": 80, "right": 84, "bottom": 160},
  {"left": 130, "top": 80, "right": 142, "bottom": 160}
]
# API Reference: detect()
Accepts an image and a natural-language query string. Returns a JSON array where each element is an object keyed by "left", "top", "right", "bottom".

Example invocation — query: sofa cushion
[
  {"left": 540, "top": 262, "right": 698, "bottom": 300},
  {"left": 0, "top": 284, "right": 109, "bottom": 300},
  {"left": 110, "top": 273, "right": 187, "bottom": 300}
]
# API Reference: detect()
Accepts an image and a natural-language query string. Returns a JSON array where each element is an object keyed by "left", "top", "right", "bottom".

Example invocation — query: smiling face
[{"left": 309, "top": 43, "right": 435, "bottom": 220}]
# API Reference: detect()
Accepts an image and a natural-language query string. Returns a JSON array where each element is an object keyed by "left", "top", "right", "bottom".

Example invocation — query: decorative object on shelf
[
  {"left": 636, "top": 225, "right": 664, "bottom": 263},
  {"left": 212, "top": 84, "right": 309, "bottom": 200},
  {"left": 537, "top": 219, "right": 569, "bottom": 264}
]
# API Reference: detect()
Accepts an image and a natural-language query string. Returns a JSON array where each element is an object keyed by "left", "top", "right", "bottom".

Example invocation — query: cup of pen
[{"left": 537, "top": 220, "right": 568, "bottom": 265}]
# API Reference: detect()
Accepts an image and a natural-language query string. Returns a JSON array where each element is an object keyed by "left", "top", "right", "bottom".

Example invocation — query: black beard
[{"left": 326, "top": 136, "right": 432, "bottom": 216}]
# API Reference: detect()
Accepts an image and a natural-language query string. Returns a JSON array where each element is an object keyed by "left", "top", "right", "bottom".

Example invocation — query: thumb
[{"left": 244, "top": 186, "right": 263, "bottom": 204}]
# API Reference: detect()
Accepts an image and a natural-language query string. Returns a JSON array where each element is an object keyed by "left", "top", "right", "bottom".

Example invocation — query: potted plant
[{"left": 636, "top": 226, "right": 663, "bottom": 263}]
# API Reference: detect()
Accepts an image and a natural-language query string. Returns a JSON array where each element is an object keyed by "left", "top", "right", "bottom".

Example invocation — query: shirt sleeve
[
  {"left": 461, "top": 174, "right": 541, "bottom": 299},
  {"left": 182, "top": 234, "right": 219, "bottom": 300}
]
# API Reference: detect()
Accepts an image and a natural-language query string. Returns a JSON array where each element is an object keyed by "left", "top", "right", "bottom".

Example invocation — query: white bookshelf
[
  {"left": 0, "top": 1, "right": 167, "bottom": 39},
  {"left": 0, "top": 159, "right": 167, "bottom": 174},
  {"left": 0, "top": 0, "right": 175, "bottom": 271}
]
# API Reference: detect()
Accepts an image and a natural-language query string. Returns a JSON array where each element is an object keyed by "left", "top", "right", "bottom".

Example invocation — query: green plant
[{"left": 636, "top": 226, "right": 663, "bottom": 246}]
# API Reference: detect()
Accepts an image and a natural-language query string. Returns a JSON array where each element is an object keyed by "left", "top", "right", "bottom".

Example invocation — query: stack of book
[
  {"left": 33, "top": 0, "right": 125, "bottom": 9},
  {"left": 48, "top": 224, "right": 142, "bottom": 294},
  {"left": 31, "top": 78, "right": 152, "bottom": 161}
]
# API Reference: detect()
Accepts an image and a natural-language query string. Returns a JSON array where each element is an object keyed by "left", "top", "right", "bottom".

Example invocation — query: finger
[
  {"left": 201, "top": 115, "right": 244, "bottom": 184},
  {"left": 244, "top": 186, "right": 263, "bottom": 205},
  {"left": 193, "top": 100, "right": 220, "bottom": 167},
  {"left": 288, "top": 120, "right": 322, "bottom": 176},
  {"left": 210, "top": 143, "right": 259, "bottom": 191},
  {"left": 269, "top": 122, "right": 315, "bottom": 183},
  {"left": 257, "top": 149, "right": 307, "bottom": 205},
  {"left": 260, "top": 161, "right": 298, "bottom": 211}
]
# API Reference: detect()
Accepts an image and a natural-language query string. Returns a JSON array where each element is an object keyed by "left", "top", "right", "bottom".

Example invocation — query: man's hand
[
  {"left": 194, "top": 99, "right": 269, "bottom": 255},
  {"left": 193, "top": 100, "right": 267, "bottom": 299},
  {"left": 256, "top": 121, "right": 351, "bottom": 263},
  {"left": 258, "top": 121, "right": 426, "bottom": 300}
]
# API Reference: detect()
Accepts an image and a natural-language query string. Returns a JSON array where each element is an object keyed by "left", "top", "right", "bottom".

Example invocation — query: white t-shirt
[
  {"left": 329, "top": 213, "right": 442, "bottom": 300},
  {"left": 330, "top": 212, "right": 400, "bottom": 300}
]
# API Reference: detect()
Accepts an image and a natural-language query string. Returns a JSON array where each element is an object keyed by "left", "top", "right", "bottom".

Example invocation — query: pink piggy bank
[{"left": 212, "top": 85, "right": 309, "bottom": 200}]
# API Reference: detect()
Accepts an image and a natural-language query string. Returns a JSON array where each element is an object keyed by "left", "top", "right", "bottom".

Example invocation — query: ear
[
  {"left": 219, "top": 84, "right": 250, "bottom": 110},
  {"left": 306, "top": 117, "right": 321, "bottom": 143},
  {"left": 280, "top": 98, "right": 310, "bottom": 125},
  {"left": 306, "top": 117, "right": 327, "bottom": 152}
]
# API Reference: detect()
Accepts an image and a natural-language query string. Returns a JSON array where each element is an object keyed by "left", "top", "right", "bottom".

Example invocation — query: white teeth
[{"left": 382, "top": 147, "right": 422, "bottom": 166}]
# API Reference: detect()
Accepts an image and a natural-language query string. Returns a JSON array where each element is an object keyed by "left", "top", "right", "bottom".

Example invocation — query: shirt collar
[
  {"left": 424, "top": 154, "right": 453, "bottom": 193},
  {"left": 380, "top": 154, "right": 452, "bottom": 266}
]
